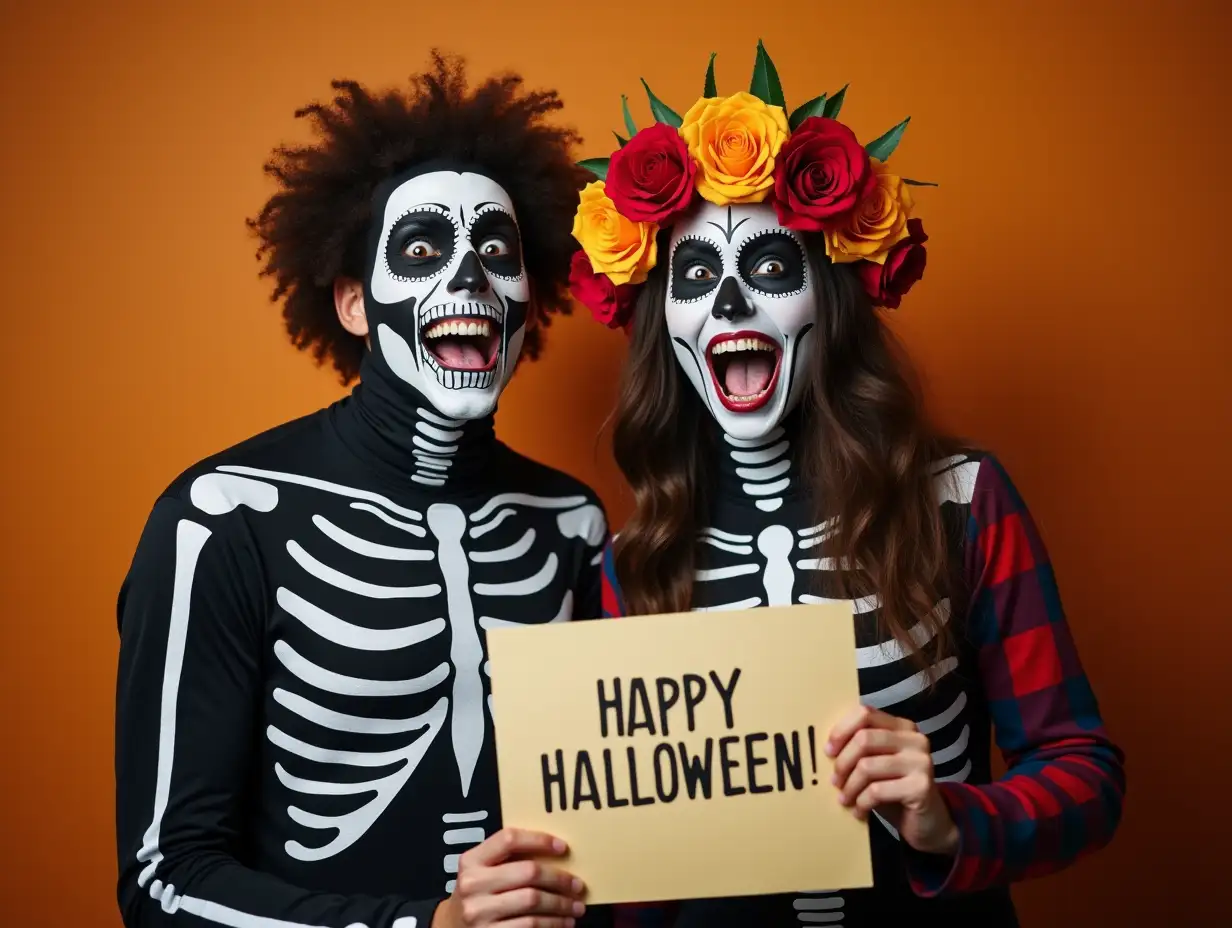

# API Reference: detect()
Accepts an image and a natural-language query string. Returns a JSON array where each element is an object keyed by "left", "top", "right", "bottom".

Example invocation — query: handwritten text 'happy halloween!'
[{"left": 540, "top": 670, "right": 820, "bottom": 813}]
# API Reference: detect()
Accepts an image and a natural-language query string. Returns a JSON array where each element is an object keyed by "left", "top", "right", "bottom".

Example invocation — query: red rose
[
  {"left": 857, "top": 219, "right": 928, "bottom": 309},
  {"left": 569, "top": 250, "right": 637, "bottom": 328},
  {"left": 773, "top": 116, "right": 875, "bottom": 232},
  {"left": 605, "top": 123, "right": 697, "bottom": 224}
]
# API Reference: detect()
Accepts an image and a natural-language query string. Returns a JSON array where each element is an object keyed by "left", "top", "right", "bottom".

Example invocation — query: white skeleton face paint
[
  {"left": 665, "top": 201, "right": 816, "bottom": 442},
  {"left": 366, "top": 169, "right": 530, "bottom": 420}
]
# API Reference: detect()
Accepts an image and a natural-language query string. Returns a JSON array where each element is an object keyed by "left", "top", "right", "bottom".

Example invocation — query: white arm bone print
[
  {"left": 186, "top": 467, "right": 605, "bottom": 896},
  {"left": 130, "top": 475, "right": 426, "bottom": 928}
]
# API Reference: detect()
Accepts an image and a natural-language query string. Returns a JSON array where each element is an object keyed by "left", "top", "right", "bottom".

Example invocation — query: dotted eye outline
[
  {"left": 382, "top": 205, "right": 460, "bottom": 284},
  {"left": 668, "top": 233, "right": 724, "bottom": 304},
  {"left": 734, "top": 228, "right": 810, "bottom": 299},
  {"left": 468, "top": 204, "right": 525, "bottom": 283}
]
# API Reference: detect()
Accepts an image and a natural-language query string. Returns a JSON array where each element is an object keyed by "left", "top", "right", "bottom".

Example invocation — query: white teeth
[
  {"left": 711, "top": 337, "right": 776, "bottom": 355},
  {"left": 423, "top": 319, "right": 493, "bottom": 341}
]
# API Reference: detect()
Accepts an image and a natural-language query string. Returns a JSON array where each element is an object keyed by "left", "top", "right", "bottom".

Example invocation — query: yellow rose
[
  {"left": 571, "top": 180, "right": 658, "bottom": 285},
  {"left": 679, "top": 91, "right": 789, "bottom": 205},
  {"left": 825, "top": 159, "right": 915, "bottom": 265}
]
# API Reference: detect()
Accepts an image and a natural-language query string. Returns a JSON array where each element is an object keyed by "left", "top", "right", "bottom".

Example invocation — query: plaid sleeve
[
  {"left": 907, "top": 455, "right": 1126, "bottom": 896},
  {"left": 600, "top": 539, "right": 627, "bottom": 618}
]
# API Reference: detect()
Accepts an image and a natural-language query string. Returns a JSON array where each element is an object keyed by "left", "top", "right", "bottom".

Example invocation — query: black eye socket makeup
[
  {"left": 738, "top": 231, "right": 806, "bottom": 295},
  {"left": 386, "top": 211, "right": 457, "bottom": 279},
  {"left": 671, "top": 239, "right": 724, "bottom": 301},
  {"left": 469, "top": 210, "right": 522, "bottom": 278}
]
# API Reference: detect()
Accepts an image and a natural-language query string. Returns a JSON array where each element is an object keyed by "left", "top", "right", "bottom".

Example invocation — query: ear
[{"left": 334, "top": 278, "right": 368, "bottom": 337}]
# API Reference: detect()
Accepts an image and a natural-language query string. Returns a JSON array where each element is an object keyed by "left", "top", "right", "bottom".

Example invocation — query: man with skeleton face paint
[
  {"left": 574, "top": 46, "right": 1124, "bottom": 928},
  {"left": 115, "top": 57, "right": 611, "bottom": 928}
]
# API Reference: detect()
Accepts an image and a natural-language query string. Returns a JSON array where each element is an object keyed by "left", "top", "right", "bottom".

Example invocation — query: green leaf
[
  {"left": 788, "top": 93, "right": 828, "bottom": 131},
  {"left": 704, "top": 52, "right": 718, "bottom": 97},
  {"left": 620, "top": 94, "right": 637, "bottom": 138},
  {"left": 748, "top": 39, "right": 786, "bottom": 109},
  {"left": 865, "top": 116, "right": 911, "bottom": 162},
  {"left": 578, "top": 158, "right": 610, "bottom": 181},
  {"left": 640, "top": 78, "right": 682, "bottom": 127},
  {"left": 613, "top": 132, "right": 629, "bottom": 148},
  {"left": 902, "top": 178, "right": 938, "bottom": 187},
  {"left": 823, "top": 83, "right": 849, "bottom": 119}
]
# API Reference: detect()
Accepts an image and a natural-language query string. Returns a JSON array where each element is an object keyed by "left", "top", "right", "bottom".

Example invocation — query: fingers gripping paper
[{"left": 486, "top": 604, "right": 873, "bottom": 904}]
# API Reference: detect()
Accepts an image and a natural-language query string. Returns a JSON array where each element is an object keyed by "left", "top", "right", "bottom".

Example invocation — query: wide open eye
[
  {"left": 738, "top": 231, "right": 806, "bottom": 295},
  {"left": 470, "top": 210, "right": 523, "bottom": 277},
  {"left": 686, "top": 263, "right": 716, "bottom": 282},
  {"left": 752, "top": 257, "right": 785, "bottom": 277},
  {"left": 403, "top": 239, "right": 440, "bottom": 260},
  {"left": 478, "top": 237, "right": 510, "bottom": 258},
  {"left": 386, "top": 211, "right": 456, "bottom": 278}
]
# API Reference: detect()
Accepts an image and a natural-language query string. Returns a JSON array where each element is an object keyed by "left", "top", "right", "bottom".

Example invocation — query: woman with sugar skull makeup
[
  {"left": 572, "top": 45, "right": 1126, "bottom": 927},
  {"left": 116, "top": 54, "right": 610, "bottom": 928}
]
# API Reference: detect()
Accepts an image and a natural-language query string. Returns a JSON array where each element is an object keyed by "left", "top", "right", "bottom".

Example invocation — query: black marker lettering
[
  {"left": 653, "top": 742, "right": 680, "bottom": 803},
  {"left": 542, "top": 750, "right": 566, "bottom": 813},
  {"left": 775, "top": 731, "right": 804, "bottom": 791},
  {"left": 627, "top": 746, "right": 655, "bottom": 806},
  {"left": 719, "top": 735, "right": 746, "bottom": 797},
  {"left": 710, "top": 668, "right": 742, "bottom": 729},
  {"left": 572, "top": 750, "right": 601, "bottom": 810},
  {"left": 745, "top": 732, "right": 772, "bottom": 794},
  {"left": 683, "top": 673, "right": 708, "bottom": 731},
  {"left": 679, "top": 738, "right": 715, "bottom": 799},
  {"left": 655, "top": 677, "right": 681, "bottom": 736},
  {"left": 597, "top": 678, "right": 624, "bottom": 737},
  {"left": 627, "top": 677, "right": 656, "bottom": 737},
  {"left": 602, "top": 748, "right": 629, "bottom": 808}
]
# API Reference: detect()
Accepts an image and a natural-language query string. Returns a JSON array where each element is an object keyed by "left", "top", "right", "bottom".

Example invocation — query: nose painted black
[
  {"left": 447, "top": 251, "right": 491, "bottom": 294},
  {"left": 711, "top": 276, "right": 753, "bottom": 321}
]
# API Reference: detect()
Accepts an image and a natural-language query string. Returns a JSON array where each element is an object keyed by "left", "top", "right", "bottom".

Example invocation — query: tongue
[
  {"left": 433, "top": 337, "right": 488, "bottom": 370},
  {"left": 723, "top": 355, "right": 774, "bottom": 397}
]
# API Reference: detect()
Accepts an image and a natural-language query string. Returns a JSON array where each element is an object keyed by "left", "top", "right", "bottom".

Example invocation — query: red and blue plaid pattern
[
  {"left": 904, "top": 456, "right": 1125, "bottom": 895},
  {"left": 598, "top": 455, "right": 1124, "bottom": 911}
]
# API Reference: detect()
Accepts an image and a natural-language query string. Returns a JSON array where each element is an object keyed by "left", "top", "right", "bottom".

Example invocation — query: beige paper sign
[{"left": 486, "top": 603, "right": 873, "bottom": 905}]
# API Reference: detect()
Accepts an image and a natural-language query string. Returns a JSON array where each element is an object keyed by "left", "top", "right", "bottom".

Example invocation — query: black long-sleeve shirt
[{"left": 116, "top": 364, "right": 611, "bottom": 928}]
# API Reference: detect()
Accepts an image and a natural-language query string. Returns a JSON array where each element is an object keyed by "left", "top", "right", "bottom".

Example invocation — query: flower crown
[{"left": 568, "top": 41, "right": 936, "bottom": 330}]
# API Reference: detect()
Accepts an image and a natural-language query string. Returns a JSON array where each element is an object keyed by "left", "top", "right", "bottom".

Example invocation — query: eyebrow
[{"left": 410, "top": 202, "right": 453, "bottom": 213}]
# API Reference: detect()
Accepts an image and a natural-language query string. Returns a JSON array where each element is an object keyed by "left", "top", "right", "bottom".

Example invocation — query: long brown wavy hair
[{"left": 612, "top": 232, "right": 957, "bottom": 668}]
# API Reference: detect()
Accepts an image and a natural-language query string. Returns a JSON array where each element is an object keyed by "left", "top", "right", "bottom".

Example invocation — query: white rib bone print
[
  {"left": 167, "top": 467, "right": 605, "bottom": 899},
  {"left": 691, "top": 457, "right": 981, "bottom": 924}
]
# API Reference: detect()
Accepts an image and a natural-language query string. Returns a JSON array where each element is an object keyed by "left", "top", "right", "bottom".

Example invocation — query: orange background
[{"left": 1, "top": 1, "right": 1229, "bottom": 925}]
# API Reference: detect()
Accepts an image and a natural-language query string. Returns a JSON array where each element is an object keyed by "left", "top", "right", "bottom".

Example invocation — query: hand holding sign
[
  {"left": 487, "top": 604, "right": 873, "bottom": 905},
  {"left": 827, "top": 705, "right": 959, "bottom": 856},
  {"left": 432, "top": 829, "right": 586, "bottom": 928}
]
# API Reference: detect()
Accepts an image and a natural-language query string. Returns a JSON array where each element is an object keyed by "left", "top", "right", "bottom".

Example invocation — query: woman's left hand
[{"left": 826, "top": 705, "right": 959, "bottom": 857}]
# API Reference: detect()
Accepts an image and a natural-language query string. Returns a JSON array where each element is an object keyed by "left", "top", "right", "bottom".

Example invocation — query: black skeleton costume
[
  {"left": 116, "top": 164, "right": 610, "bottom": 928},
  {"left": 609, "top": 200, "right": 1015, "bottom": 926}
]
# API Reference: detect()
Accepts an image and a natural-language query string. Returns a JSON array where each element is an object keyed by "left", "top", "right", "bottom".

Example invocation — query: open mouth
[
  {"left": 705, "top": 330, "right": 782, "bottom": 413},
  {"left": 420, "top": 315, "right": 503, "bottom": 372}
]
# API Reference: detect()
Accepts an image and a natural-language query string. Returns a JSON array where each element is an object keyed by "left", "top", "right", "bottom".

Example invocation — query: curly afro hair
[{"left": 248, "top": 52, "right": 589, "bottom": 384}]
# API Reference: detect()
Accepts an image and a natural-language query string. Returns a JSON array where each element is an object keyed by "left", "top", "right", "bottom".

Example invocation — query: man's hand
[{"left": 432, "top": 828, "right": 586, "bottom": 928}]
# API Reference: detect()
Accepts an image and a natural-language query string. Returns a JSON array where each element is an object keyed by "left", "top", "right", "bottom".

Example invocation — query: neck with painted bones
[
  {"left": 712, "top": 412, "right": 805, "bottom": 514},
  {"left": 336, "top": 351, "right": 498, "bottom": 489}
]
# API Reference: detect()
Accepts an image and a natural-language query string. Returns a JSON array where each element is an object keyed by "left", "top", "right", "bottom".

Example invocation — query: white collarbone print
[{"left": 170, "top": 463, "right": 604, "bottom": 892}]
